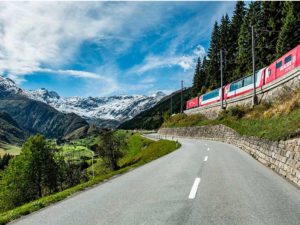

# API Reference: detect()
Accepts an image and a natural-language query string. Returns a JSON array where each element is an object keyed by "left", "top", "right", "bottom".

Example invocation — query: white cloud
[
  {"left": 131, "top": 45, "right": 206, "bottom": 74},
  {"left": 193, "top": 45, "right": 206, "bottom": 58},
  {"left": 36, "top": 69, "right": 101, "bottom": 80},
  {"left": 0, "top": 2, "right": 168, "bottom": 82},
  {"left": 140, "top": 76, "right": 156, "bottom": 84},
  {"left": 0, "top": 1, "right": 235, "bottom": 97}
]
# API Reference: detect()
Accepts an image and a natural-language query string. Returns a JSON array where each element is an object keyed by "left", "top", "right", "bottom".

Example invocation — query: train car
[
  {"left": 185, "top": 44, "right": 300, "bottom": 110},
  {"left": 186, "top": 96, "right": 199, "bottom": 110},
  {"left": 199, "top": 88, "right": 221, "bottom": 106},
  {"left": 264, "top": 44, "right": 300, "bottom": 85},
  {"left": 224, "top": 68, "right": 265, "bottom": 100}
]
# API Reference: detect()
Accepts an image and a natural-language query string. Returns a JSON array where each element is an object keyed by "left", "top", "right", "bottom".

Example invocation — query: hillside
[
  {"left": 0, "top": 98, "right": 89, "bottom": 140},
  {"left": 0, "top": 76, "right": 90, "bottom": 141},
  {"left": 162, "top": 88, "right": 300, "bottom": 141},
  {"left": 0, "top": 112, "right": 27, "bottom": 144},
  {"left": 118, "top": 88, "right": 192, "bottom": 130}
]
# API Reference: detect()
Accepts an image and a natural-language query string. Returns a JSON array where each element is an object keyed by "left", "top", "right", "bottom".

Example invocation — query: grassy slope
[
  {"left": 0, "top": 133, "right": 179, "bottom": 225},
  {"left": 58, "top": 144, "right": 94, "bottom": 161},
  {"left": 0, "top": 143, "right": 21, "bottom": 156},
  {"left": 162, "top": 89, "right": 300, "bottom": 141}
]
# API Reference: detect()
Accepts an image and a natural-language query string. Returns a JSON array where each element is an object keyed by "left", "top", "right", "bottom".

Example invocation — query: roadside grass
[
  {"left": 126, "top": 132, "right": 153, "bottom": 155},
  {"left": 119, "top": 138, "right": 180, "bottom": 167},
  {"left": 0, "top": 135, "right": 179, "bottom": 225},
  {"left": 162, "top": 102, "right": 300, "bottom": 141}
]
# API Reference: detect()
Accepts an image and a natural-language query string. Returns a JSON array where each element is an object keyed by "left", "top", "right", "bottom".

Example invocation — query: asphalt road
[{"left": 10, "top": 135, "right": 300, "bottom": 225}]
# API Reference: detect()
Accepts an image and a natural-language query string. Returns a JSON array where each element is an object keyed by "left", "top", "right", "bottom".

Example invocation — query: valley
[{"left": 0, "top": 1, "right": 299, "bottom": 225}]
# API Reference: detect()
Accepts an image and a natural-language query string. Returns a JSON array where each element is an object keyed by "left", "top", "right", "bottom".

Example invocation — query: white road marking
[
  {"left": 204, "top": 144, "right": 207, "bottom": 146},
  {"left": 207, "top": 148, "right": 210, "bottom": 151},
  {"left": 188, "top": 177, "right": 201, "bottom": 199},
  {"left": 204, "top": 156, "right": 208, "bottom": 161}
]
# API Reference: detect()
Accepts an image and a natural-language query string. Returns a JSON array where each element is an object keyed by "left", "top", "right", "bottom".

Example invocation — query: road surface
[{"left": 10, "top": 136, "right": 300, "bottom": 225}]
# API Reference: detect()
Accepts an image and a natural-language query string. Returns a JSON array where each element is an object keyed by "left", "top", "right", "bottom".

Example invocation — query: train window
[
  {"left": 284, "top": 55, "right": 292, "bottom": 64},
  {"left": 230, "top": 83, "right": 237, "bottom": 92},
  {"left": 202, "top": 88, "right": 220, "bottom": 101},
  {"left": 243, "top": 76, "right": 253, "bottom": 86},
  {"left": 230, "top": 80, "right": 243, "bottom": 91},
  {"left": 276, "top": 61, "right": 282, "bottom": 69}
]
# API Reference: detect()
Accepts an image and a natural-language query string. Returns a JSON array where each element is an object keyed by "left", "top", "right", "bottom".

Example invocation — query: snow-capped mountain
[
  {"left": 0, "top": 75, "right": 165, "bottom": 127},
  {"left": 0, "top": 76, "right": 30, "bottom": 98},
  {"left": 29, "top": 88, "right": 166, "bottom": 127}
]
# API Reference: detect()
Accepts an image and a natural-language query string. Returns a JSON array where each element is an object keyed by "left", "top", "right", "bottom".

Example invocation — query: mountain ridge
[
  {"left": 0, "top": 76, "right": 91, "bottom": 143},
  {"left": 0, "top": 112, "right": 27, "bottom": 144},
  {"left": 28, "top": 88, "right": 166, "bottom": 127}
]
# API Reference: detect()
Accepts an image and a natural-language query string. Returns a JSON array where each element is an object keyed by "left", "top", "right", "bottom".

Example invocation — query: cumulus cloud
[
  {"left": 193, "top": 45, "right": 206, "bottom": 58},
  {"left": 131, "top": 45, "right": 206, "bottom": 74},
  {"left": 0, "top": 1, "right": 234, "bottom": 96},
  {"left": 0, "top": 2, "right": 101, "bottom": 78},
  {"left": 0, "top": 2, "right": 167, "bottom": 82}
]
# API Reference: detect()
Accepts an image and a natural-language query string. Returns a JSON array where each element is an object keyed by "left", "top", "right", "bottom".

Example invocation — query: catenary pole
[
  {"left": 220, "top": 49, "right": 224, "bottom": 109},
  {"left": 251, "top": 25, "right": 257, "bottom": 106},
  {"left": 180, "top": 80, "right": 184, "bottom": 113}
]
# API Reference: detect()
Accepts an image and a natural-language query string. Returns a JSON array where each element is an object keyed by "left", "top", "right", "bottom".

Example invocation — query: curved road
[{"left": 10, "top": 136, "right": 300, "bottom": 225}]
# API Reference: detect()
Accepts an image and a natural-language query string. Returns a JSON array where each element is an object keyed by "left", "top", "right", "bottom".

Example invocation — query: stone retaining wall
[
  {"left": 158, "top": 125, "right": 300, "bottom": 187},
  {"left": 185, "top": 67, "right": 300, "bottom": 119}
]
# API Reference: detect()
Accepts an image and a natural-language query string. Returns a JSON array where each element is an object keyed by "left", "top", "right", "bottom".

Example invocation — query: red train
[{"left": 186, "top": 44, "right": 300, "bottom": 110}]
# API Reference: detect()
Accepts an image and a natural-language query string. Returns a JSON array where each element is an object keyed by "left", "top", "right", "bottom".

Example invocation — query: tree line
[
  {"left": 0, "top": 131, "right": 126, "bottom": 212},
  {"left": 192, "top": 1, "right": 300, "bottom": 97}
]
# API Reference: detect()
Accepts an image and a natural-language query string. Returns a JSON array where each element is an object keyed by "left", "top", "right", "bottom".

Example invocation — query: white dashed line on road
[
  {"left": 188, "top": 177, "right": 201, "bottom": 199},
  {"left": 204, "top": 156, "right": 208, "bottom": 161},
  {"left": 207, "top": 148, "right": 210, "bottom": 151}
]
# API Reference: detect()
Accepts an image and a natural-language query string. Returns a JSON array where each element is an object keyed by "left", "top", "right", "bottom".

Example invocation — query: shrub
[{"left": 226, "top": 106, "right": 248, "bottom": 119}]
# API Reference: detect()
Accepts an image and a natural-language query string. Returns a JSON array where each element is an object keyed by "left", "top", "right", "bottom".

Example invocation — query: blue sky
[{"left": 0, "top": 1, "right": 236, "bottom": 97}]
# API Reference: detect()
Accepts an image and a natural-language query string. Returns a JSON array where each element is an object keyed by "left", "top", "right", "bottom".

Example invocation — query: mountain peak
[
  {"left": 1, "top": 78, "right": 166, "bottom": 128},
  {"left": 0, "top": 75, "right": 28, "bottom": 97},
  {"left": 151, "top": 91, "right": 166, "bottom": 99},
  {"left": 28, "top": 88, "right": 165, "bottom": 128},
  {"left": 29, "top": 88, "right": 60, "bottom": 103}
]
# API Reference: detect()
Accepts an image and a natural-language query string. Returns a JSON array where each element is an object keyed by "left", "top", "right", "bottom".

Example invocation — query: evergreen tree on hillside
[
  {"left": 206, "top": 21, "right": 220, "bottom": 88},
  {"left": 96, "top": 130, "right": 126, "bottom": 170},
  {"left": 0, "top": 135, "right": 60, "bottom": 210},
  {"left": 276, "top": 1, "right": 300, "bottom": 57},
  {"left": 201, "top": 56, "right": 209, "bottom": 93},
  {"left": 236, "top": 1, "right": 264, "bottom": 77},
  {"left": 219, "top": 14, "right": 231, "bottom": 83},
  {"left": 261, "top": 1, "right": 284, "bottom": 65},
  {"left": 199, "top": 58, "right": 207, "bottom": 94},
  {"left": 229, "top": 1, "right": 246, "bottom": 81},
  {"left": 192, "top": 57, "right": 202, "bottom": 97}
]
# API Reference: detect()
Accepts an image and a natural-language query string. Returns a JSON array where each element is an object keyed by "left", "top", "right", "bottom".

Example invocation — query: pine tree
[
  {"left": 219, "top": 14, "right": 231, "bottom": 83},
  {"left": 260, "top": 1, "right": 284, "bottom": 65},
  {"left": 236, "top": 1, "right": 264, "bottom": 77},
  {"left": 192, "top": 57, "right": 202, "bottom": 97},
  {"left": 0, "top": 135, "right": 60, "bottom": 210},
  {"left": 228, "top": 1, "right": 246, "bottom": 82},
  {"left": 276, "top": 1, "right": 300, "bottom": 57},
  {"left": 201, "top": 56, "right": 209, "bottom": 93},
  {"left": 96, "top": 130, "right": 126, "bottom": 170},
  {"left": 206, "top": 21, "right": 220, "bottom": 88}
]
